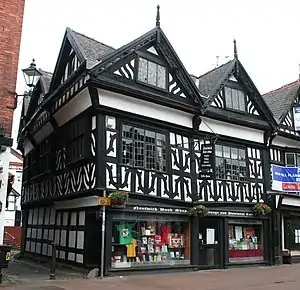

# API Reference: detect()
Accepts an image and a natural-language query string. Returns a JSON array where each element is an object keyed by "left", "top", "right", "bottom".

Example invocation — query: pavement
[{"left": 2, "top": 264, "right": 300, "bottom": 290}]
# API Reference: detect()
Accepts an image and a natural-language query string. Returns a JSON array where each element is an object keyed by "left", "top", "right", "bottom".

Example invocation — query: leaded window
[
  {"left": 137, "top": 57, "right": 166, "bottom": 89},
  {"left": 122, "top": 125, "right": 166, "bottom": 171},
  {"left": 66, "top": 119, "right": 85, "bottom": 164},
  {"left": 224, "top": 87, "right": 245, "bottom": 112},
  {"left": 215, "top": 145, "right": 248, "bottom": 181}
]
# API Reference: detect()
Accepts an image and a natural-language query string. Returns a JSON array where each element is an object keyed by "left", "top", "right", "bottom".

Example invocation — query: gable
[
  {"left": 193, "top": 59, "right": 276, "bottom": 128},
  {"left": 91, "top": 28, "right": 203, "bottom": 109},
  {"left": 280, "top": 89, "right": 300, "bottom": 136},
  {"left": 49, "top": 28, "right": 86, "bottom": 93}
]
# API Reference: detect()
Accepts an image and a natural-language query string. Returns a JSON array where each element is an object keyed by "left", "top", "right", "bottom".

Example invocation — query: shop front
[
  {"left": 281, "top": 196, "right": 300, "bottom": 262},
  {"left": 104, "top": 199, "right": 194, "bottom": 274},
  {"left": 196, "top": 208, "right": 270, "bottom": 269}
]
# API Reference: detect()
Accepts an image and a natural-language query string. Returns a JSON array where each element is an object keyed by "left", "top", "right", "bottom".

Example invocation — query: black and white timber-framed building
[
  {"left": 263, "top": 81, "right": 300, "bottom": 264},
  {"left": 18, "top": 7, "right": 279, "bottom": 274}
]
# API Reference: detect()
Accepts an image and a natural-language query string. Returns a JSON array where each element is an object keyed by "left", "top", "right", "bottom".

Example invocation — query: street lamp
[
  {"left": 9, "top": 59, "right": 42, "bottom": 110},
  {"left": 21, "top": 59, "right": 42, "bottom": 88}
]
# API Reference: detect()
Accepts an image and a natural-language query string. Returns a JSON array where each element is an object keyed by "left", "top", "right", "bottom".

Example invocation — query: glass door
[{"left": 198, "top": 218, "right": 222, "bottom": 268}]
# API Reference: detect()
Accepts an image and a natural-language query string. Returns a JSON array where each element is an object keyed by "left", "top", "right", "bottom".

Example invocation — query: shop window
[
  {"left": 122, "top": 125, "right": 167, "bottom": 172},
  {"left": 224, "top": 87, "right": 246, "bottom": 112},
  {"left": 111, "top": 220, "right": 190, "bottom": 268},
  {"left": 137, "top": 57, "right": 167, "bottom": 89},
  {"left": 228, "top": 224, "right": 264, "bottom": 263},
  {"left": 215, "top": 145, "right": 248, "bottom": 182}
]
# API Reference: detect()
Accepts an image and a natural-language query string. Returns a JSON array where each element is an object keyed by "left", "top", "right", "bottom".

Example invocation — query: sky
[{"left": 12, "top": 0, "right": 300, "bottom": 146}]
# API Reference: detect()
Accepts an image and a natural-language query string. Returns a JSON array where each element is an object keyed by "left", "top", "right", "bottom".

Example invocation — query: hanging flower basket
[
  {"left": 109, "top": 191, "right": 129, "bottom": 208},
  {"left": 253, "top": 202, "right": 272, "bottom": 216},
  {"left": 187, "top": 205, "right": 209, "bottom": 217}
]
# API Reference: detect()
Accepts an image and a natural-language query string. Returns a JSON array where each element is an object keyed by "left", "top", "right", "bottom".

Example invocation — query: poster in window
[
  {"left": 235, "top": 226, "right": 243, "bottom": 241},
  {"left": 206, "top": 228, "right": 215, "bottom": 244},
  {"left": 293, "top": 107, "right": 300, "bottom": 131}
]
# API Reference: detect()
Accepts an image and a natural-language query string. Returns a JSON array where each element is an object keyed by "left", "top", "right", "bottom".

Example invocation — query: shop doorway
[{"left": 198, "top": 218, "right": 223, "bottom": 269}]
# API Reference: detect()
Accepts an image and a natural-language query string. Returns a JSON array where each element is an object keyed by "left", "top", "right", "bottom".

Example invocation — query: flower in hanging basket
[
  {"left": 253, "top": 202, "right": 272, "bottom": 216},
  {"left": 108, "top": 191, "right": 128, "bottom": 208},
  {"left": 187, "top": 205, "right": 209, "bottom": 217}
]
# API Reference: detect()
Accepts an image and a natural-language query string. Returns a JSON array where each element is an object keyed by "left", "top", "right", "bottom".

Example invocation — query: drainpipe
[{"left": 100, "top": 190, "right": 106, "bottom": 279}]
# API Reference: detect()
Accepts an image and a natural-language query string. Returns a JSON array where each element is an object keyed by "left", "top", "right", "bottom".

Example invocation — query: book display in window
[{"left": 111, "top": 221, "right": 190, "bottom": 268}]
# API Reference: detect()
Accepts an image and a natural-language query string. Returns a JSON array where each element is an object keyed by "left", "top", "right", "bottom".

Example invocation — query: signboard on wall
[
  {"left": 271, "top": 164, "right": 300, "bottom": 192},
  {"left": 293, "top": 107, "right": 300, "bottom": 131}
]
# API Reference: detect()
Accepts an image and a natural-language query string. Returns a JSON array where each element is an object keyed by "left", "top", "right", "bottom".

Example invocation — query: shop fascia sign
[
  {"left": 208, "top": 210, "right": 253, "bottom": 217},
  {"left": 131, "top": 206, "right": 187, "bottom": 214}
]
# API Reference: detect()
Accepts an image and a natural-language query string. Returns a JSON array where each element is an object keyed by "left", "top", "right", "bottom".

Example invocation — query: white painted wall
[
  {"left": 0, "top": 147, "right": 11, "bottom": 243},
  {"left": 273, "top": 135, "right": 300, "bottom": 149},
  {"left": 98, "top": 88, "right": 265, "bottom": 143}
]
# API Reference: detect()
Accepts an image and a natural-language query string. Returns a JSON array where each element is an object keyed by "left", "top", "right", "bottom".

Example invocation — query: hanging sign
[
  {"left": 271, "top": 164, "right": 300, "bottom": 192},
  {"left": 293, "top": 107, "right": 300, "bottom": 131},
  {"left": 98, "top": 197, "right": 111, "bottom": 206},
  {"left": 199, "top": 144, "right": 214, "bottom": 179}
]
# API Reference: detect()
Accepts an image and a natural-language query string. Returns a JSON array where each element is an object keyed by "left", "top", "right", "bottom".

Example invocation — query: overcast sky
[{"left": 12, "top": 0, "right": 300, "bottom": 146}]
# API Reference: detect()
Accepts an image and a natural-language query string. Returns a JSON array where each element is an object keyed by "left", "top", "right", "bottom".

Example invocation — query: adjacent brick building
[
  {"left": 0, "top": 0, "right": 25, "bottom": 244},
  {"left": 0, "top": 0, "right": 25, "bottom": 136}
]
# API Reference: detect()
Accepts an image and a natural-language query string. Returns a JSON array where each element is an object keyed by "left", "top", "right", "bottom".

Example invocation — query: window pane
[
  {"left": 225, "top": 87, "right": 232, "bottom": 109},
  {"left": 223, "top": 146, "right": 230, "bottom": 158},
  {"left": 297, "top": 154, "right": 300, "bottom": 166},
  {"left": 138, "top": 58, "right": 148, "bottom": 83},
  {"left": 157, "top": 65, "right": 166, "bottom": 89},
  {"left": 231, "top": 148, "right": 238, "bottom": 159},
  {"left": 286, "top": 153, "right": 296, "bottom": 166},
  {"left": 145, "top": 130, "right": 155, "bottom": 143},
  {"left": 231, "top": 89, "right": 239, "bottom": 110},
  {"left": 238, "top": 91, "right": 245, "bottom": 111},
  {"left": 148, "top": 61, "right": 157, "bottom": 86},
  {"left": 215, "top": 145, "right": 223, "bottom": 157}
]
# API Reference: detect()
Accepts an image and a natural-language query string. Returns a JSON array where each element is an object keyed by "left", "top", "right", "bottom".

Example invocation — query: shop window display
[
  {"left": 111, "top": 221, "right": 190, "bottom": 268},
  {"left": 228, "top": 224, "right": 264, "bottom": 263}
]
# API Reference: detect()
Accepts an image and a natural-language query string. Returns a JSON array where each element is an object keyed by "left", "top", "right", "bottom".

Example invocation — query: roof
[
  {"left": 39, "top": 69, "right": 53, "bottom": 94},
  {"left": 262, "top": 80, "right": 300, "bottom": 122},
  {"left": 69, "top": 29, "right": 115, "bottom": 66},
  {"left": 193, "top": 60, "right": 235, "bottom": 96}
]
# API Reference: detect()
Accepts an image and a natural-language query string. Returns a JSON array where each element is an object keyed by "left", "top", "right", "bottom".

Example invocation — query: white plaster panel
[
  {"left": 68, "top": 252, "right": 75, "bottom": 261},
  {"left": 273, "top": 135, "right": 300, "bottom": 149},
  {"left": 23, "top": 139, "right": 34, "bottom": 155},
  {"left": 199, "top": 117, "right": 265, "bottom": 143},
  {"left": 54, "top": 88, "right": 91, "bottom": 127},
  {"left": 76, "top": 254, "right": 83, "bottom": 263},
  {"left": 54, "top": 196, "right": 99, "bottom": 210},
  {"left": 69, "top": 231, "right": 76, "bottom": 248},
  {"left": 282, "top": 196, "right": 300, "bottom": 207},
  {"left": 98, "top": 89, "right": 193, "bottom": 128},
  {"left": 78, "top": 211, "right": 85, "bottom": 226},
  {"left": 98, "top": 89, "right": 264, "bottom": 142},
  {"left": 33, "top": 122, "right": 54, "bottom": 144},
  {"left": 77, "top": 231, "right": 84, "bottom": 249}
]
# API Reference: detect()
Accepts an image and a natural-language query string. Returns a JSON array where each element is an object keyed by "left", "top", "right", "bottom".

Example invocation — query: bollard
[{"left": 49, "top": 242, "right": 56, "bottom": 280}]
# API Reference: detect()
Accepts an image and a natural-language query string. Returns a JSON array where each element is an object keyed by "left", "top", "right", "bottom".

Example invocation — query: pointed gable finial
[
  {"left": 156, "top": 5, "right": 160, "bottom": 27},
  {"left": 233, "top": 39, "right": 238, "bottom": 59}
]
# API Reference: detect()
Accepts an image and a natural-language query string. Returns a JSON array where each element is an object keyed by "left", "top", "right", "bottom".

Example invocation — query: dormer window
[
  {"left": 137, "top": 57, "right": 166, "bottom": 89},
  {"left": 224, "top": 87, "right": 245, "bottom": 112}
]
